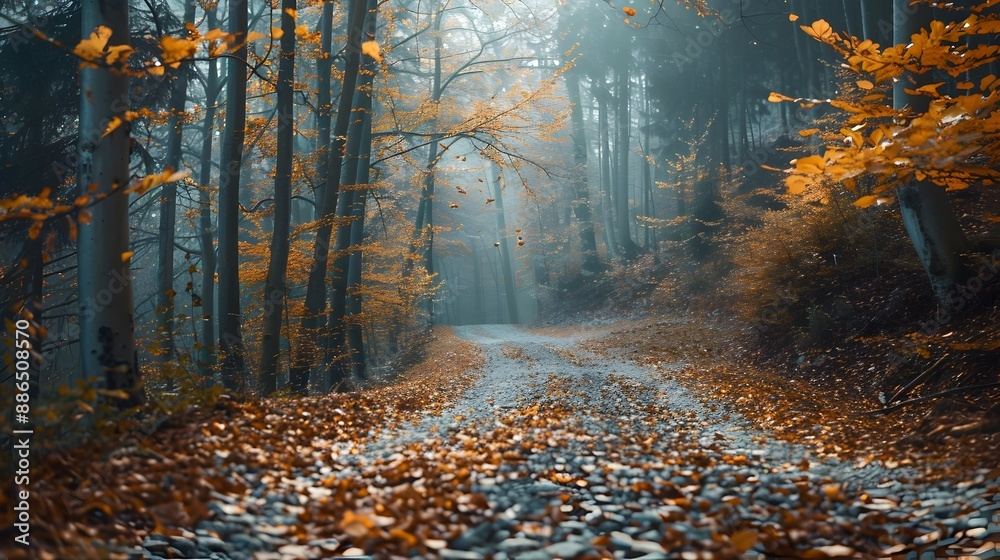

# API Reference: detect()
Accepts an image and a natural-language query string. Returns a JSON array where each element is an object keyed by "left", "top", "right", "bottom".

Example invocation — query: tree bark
[
  {"left": 197, "top": 7, "right": 220, "bottom": 376},
  {"left": 615, "top": 61, "right": 640, "bottom": 260},
  {"left": 157, "top": 0, "right": 197, "bottom": 373},
  {"left": 314, "top": 0, "right": 334, "bottom": 217},
  {"left": 564, "top": 67, "right": 601, "bottom": 274},
  {"left": 344, "top": 1, "right": 377, "bottom": 380},
  {"left": 259, "top": 0, "right": 296, "bottom": 393},
  {"left": 77, "top": 0, "right": 141, "bottom": 406},
  {"left": 488, "top": 160, "right": 519, "bottom": 324},
  {"left": 218, "top": 0, "right": 249, "bottom": 392},
  {"left": 595, "top": 81, "right": 617, "bottom": 260}
]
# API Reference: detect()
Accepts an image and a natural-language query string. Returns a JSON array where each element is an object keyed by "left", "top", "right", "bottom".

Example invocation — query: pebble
[
  {"left": 544, "top": 541, "right": 591, "bottom": 558},
  {"left": 440, "top": 550, "right": 486, "bottom": 560}
]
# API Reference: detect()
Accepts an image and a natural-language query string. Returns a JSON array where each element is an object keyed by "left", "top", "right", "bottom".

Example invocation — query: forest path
[{"left": 125, "top": 324, "right": 997, "bottom": 560}]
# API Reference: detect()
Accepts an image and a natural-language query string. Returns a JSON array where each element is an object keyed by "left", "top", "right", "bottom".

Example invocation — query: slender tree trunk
[
  {"left": 157, "top": 0, "right": 197, "bottom": 374},
  {"left": 488, "top": 161, "right": 519, "bottom": 324},
  {"left": 564, "top": 67, "right": 600, "bottom": 274},
  {"left": 198, "top": 7, "right": 220, "bottom": 375},
  {"left": 259, "top": 0, "right": 296, "bottom": 393},
  {"left": 615, "top": 62, "right": 639, "bottom": 259},
  {"left": 218, "top": 0, "right": 249, "bottom": 392},
  {"left": 893, "top": 0, "right": 970, "bottom": 308},
  {"left": 596, "top": 82, "right": 617, "bottom": 260},
  {"left": 345, "top": 5, "right": 377, "bottom": 380},
  {"left": 78, "top": 0, "right": 141, "bottom": 406},
  {"left": 328, "top": 0, "right": 378, "bottom": 386},
  {"left": 289, "top": 0, "right": 367, "bottom": 394},
  {"left": 314, "top": 0, "right": 333, "bottom": 217},
  {"left": 842, "top": 0, "right": 862, "bottom": 38}
]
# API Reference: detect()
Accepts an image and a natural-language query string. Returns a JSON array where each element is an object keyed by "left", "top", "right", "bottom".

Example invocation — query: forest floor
[{"left": 2, "top": 320, "right": 999, "bottom": 560}]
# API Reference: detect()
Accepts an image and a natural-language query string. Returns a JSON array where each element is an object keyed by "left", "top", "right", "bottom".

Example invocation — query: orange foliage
[{"left": 773, "top": 4, "right": 1000, "bottom": 206}]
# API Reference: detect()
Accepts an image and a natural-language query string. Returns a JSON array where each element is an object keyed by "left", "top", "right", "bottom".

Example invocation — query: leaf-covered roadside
[
  {"left": 586, "top": 317, "right": 1000, "bottom": 482},
  {"left": 0, "top": 328, "right": 483, "bottom": 559}
]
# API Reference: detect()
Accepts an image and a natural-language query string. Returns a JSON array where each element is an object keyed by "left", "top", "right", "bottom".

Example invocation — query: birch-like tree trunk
[{"left": 77, "top": 0, "right": 141, "bottom": 406}]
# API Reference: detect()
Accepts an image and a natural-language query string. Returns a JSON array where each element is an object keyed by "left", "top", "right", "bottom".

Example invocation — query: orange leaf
[
  {"left": 801, "top": 20, "right": 833, "bottom": 41},
  {"left": 798, "top": 128, "right": 820, "bottom": 137},
  {"left": 361, "top": 41, "right": 383, "bottom": 62},
  {"left": 768, "top": 91, "right": 796, "bottom": 103},
  {"left": 856, "top": 80, "right": 874, "bottom": 90},
  {"left": 785, "top": 175, "right": 809, "bottom": 195},
  {"left": 623, "top": 6, "right": 637, "bottom": 16},
  {"left": 121, "top": 251, "right": 134, "bottom": 262},
  {"left": 103, "top": 117, "right": 123, "bottom": 137},
  {"left": 853, "top": 195, "right": 878, "bottom": 208},
  {"left": 788, "top": 13, "right": 799, "bottom": 22},
  {"left": 731, "top": 530, "right": 758, "bottom": 554},
  {"left": 793, "top": 154, "right": 825, "bottom": 174}
]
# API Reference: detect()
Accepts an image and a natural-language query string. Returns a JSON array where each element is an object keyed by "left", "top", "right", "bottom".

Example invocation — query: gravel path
[{"left": 131, "top": 324, "right": 999, "bottom": 560}]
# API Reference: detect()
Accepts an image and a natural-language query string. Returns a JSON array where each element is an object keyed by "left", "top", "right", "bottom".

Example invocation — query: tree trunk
[
  {"left": 218, "top": 0, "right": 249, "bottom": 392},
  {"left": 157, "top": 0, "right": 197, "bottom": 374},
  {"left": 289, "top": 0, "right": 367, "bottom": 394},
  {"left": 259, "top": 0, "right": 296, "bottom": 394},
  {"left": 564, "top": 67, "right": 601, "bottom": 274},
  {"left": 197, "top": 6, "right": 220, "bottom": 376},
  {"left": 327, "top": 0, "right": 378, "bottom": 387},
  {"left": 893, "top": 0, "right": 970, "bottom": 308},
  {"left": 345, "top": 4, "right": 377, "bottom": 380},
  {"left": 615, "top": 62, "right": 640, "bottom": 260},
  {"left": 314, "top": 0, "right": 333, "bottom": 217},
  {"left": 77, "top": 0, "right": 141, "bottom": 407},
  {"left": 488, "top": 161, "right": 519, "bottom": 324},
  {"left": 842, "top": 0, "right": 862, "bottom": 39},
  {"left": 596, "top": 82, "right": 617, "bottom": 260}
]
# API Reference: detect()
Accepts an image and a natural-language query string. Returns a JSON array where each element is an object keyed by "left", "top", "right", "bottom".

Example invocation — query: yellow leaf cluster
[{"left": 73, "top": 26, "right": 134, "bottom": 69}]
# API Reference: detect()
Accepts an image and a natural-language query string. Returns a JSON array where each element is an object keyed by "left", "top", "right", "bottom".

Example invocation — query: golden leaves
[
  {"left": 767, "top": 92, "right": 796, "bottom": 104},
  {"left": 622, "top": 6, "right": 637, "bottom": 17},
  {"left": 361, "top": 41, "right": 383, "bottom": 63},
  {"left": 800, "top": 19, "right": 835, "bottom": 42},
  {"left": 74, "top": 26, "right": 134, "bottom": 69},
  {"left": 793, "top": 155, "right": 825, "bottom": 174},
  {"left": 160, "top": 36, "right": 198, "bottom": 67},
  {"left": 128, "top": 168, "right": 192, "bottom": 196},
  {"left": 788, "top": 13, "right": 799, "bottom": 22}
]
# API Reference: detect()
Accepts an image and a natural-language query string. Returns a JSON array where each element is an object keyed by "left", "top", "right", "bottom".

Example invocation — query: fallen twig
[
  {"left": 888, "top": 354, "right": 950, "bottom": 404},
  {"left": 865, "top": 381, "right": 1000, "bottom": 416}
]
